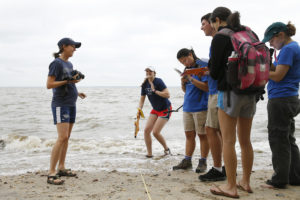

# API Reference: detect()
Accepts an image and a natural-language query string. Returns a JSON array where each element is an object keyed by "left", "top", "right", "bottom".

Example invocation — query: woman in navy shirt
[
  {"left": 138, "top": 67, "right": 171, "bottom": 158},
  {"left": 46, "top": 38, "right": 86, "bottom": 185}
]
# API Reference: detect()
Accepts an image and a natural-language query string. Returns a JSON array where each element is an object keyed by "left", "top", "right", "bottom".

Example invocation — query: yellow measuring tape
[{"left": 140, "top": 173, "right": 152, "bottom": 200}]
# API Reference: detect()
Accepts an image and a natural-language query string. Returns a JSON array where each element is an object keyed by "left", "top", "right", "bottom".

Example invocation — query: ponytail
[
  {"left": 286, "top": 21, "right": 296, "bottom": 37},
  {"left": 227, "top": 11, "right": 242, "bottom": 32},
  {"left": 53, "top": 48, "right": 63, "bottom": 58}
]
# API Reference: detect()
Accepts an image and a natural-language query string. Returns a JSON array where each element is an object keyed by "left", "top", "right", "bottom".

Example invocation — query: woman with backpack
[
  {"left": 172, "top": 48, "right": 210, "bottom": 174},
  {"left": 46, "top": 38, "right": 86, "bottom": 185},
  {"left": 261, "top": 22, "right": 300, "bottom": 189},
  {"left": 138, "top": 67, "right": 171, "bottom": 158},
  {"left": 208, "top": 7, "right": 258, "bottom": 198}
]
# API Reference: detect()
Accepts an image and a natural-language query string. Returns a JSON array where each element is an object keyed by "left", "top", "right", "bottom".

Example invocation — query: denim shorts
[{"left": 51, "top": 106, "right": 76, "bottom": 125}]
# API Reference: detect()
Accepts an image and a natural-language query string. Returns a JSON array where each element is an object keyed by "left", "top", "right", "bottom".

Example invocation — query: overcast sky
[{"left": 1, "top": 0, "right": 299, "bottom": 87}]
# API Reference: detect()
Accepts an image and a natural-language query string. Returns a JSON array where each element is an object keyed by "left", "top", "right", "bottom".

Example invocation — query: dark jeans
[{"left": 268, "top": 96, "right": 300, "bottom": 186}]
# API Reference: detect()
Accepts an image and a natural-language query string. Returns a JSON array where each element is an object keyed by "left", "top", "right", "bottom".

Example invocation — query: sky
[{"left": 1, "top": 0, "right": 300, "bottom": 87}]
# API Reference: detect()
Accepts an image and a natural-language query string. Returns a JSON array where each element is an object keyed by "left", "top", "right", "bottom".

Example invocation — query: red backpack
[{"left": 218, "top": 27, "right": 270, "bottom": 93}]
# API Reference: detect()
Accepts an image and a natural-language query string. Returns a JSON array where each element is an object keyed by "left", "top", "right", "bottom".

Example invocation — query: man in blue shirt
[{"left": 199, "top": 13, "right": 226, "bottom": 182}]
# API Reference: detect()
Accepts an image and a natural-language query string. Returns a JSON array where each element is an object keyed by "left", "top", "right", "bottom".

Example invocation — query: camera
[{"left": 64, "top": 70, "right": 85, "bottom": 81}]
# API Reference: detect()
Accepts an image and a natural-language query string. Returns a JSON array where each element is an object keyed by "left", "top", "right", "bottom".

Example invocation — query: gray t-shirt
[{"left": 48, "top": 58, "right": 78, "bottom": 107}]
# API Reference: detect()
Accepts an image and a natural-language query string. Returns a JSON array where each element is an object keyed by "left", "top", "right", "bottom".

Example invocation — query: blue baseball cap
[
  {"left": 57, "top": 38, "right": 81, "bottom": 48},
  {"left": 262, "top": 22, "right": 288, "bottom": 43}
]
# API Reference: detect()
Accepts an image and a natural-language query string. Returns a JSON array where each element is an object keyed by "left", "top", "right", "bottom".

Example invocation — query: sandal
[
  {"left": 164, "top": 148, "right": 172, "bottom": 156},
  {"left": 237, "top": 181, "right": 253, "bottom": 193},
  {"left": 47, "top": 175, "right": 64, "bottom": 185},
  {"left": 57, "top": 169, "right": 77, "bottom": 177},
  {"left": 145, "top": 155, "right": 153, "bottom": 158},
  {"left": 210, "top": 185, "right": 239, "bottom": 199}
]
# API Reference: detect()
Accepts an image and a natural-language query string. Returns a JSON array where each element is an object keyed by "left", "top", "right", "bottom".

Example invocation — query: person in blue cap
[
  {"left": 46, "top": 38, "right": 86, "bottom": 185},
  {"left": 261, "top": 22, "right": 300, "bottom": 189}
]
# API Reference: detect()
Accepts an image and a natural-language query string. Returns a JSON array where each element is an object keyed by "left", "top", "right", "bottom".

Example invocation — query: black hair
[
  {"left": 201, "top": 13, "right": 211, "bottom": 23},
  {"left": 210, "top": 7, "right": 231, "bottom": 23},
  {"left": 177, "top": 48, "right": 199, "bottom": 61},
  {"left": 53, "top": 47, "right": 63, "bottom": 58},
  {"left": 286, "top": 21, "right": 296, "bottom": 37}
]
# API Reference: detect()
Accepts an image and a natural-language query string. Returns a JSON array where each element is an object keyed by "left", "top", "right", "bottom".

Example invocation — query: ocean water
[{"left": 0, "top": 87, "right": 299, "bottom": 176}]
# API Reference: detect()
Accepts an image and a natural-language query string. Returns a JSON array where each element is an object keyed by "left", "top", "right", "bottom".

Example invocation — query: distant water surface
[{"left": 0, "top": 87, "right": 299, "bottom": 176}]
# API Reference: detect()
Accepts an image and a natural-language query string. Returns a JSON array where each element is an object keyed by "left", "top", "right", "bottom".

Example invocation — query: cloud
[{"left": 0, "top": 0, "right": 300, "bottom": 87}]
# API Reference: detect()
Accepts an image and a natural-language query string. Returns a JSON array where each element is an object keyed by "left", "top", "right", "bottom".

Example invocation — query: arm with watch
[{"left": 187, "top": 75, "right": 208, "bottom": 92}]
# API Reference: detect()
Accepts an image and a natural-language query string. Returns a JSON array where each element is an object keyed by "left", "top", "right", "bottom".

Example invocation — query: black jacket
[{"left": 208, "top": 26, "right": 234, "bottom": 91}]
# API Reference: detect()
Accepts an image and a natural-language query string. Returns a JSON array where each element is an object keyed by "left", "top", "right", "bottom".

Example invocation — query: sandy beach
[{"left": 1, "top": 169, "right": 300, "bottom": 200}]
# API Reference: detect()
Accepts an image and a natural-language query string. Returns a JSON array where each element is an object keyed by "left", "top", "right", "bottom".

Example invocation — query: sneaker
[
  {"left": 199, "top": 167, "right": 226, "bottom": 182},
  {"left": 222, "top": 166, "right": 226, "bottom": 176},
  {"left": 164, "top": 148, "right": 171, "bottom": 156},
  {"left": 222, "top": 165, "right": 237, "bottom": 177},
  {"left": 172, "top": 159, "right": 192, "bottom": 170},
  {"left": 195, "top": 158, "right": 207, "bottom": 173}
]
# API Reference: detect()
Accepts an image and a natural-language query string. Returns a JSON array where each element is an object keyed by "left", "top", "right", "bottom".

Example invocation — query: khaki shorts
[
  {"left": 205, "top": 94, "right": 220, "bottom": 129},
  {"left": 183, "top": 111, "right": 207, "bottom": 135}
]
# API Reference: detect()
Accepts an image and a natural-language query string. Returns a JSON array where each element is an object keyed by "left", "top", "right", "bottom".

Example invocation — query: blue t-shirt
[
  {"left": 183, "top": 59, "right": 209, "bottom": 112},
  {"left": 141, "top": 78, "right": 171, "bottom": 111},
  {"left": 267, "top": 41, "right": 300, "bottom": 99},
  {"left": 48, "top": 58, "right": 78, "bottom": 107},
  {"left": 208, "top": 47, "right": 218, "bottom": 95}
]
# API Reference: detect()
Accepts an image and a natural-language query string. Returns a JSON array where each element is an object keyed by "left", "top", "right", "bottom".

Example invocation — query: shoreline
[{"left": 1, "top": 170, "right": 300, "bottom": 200}]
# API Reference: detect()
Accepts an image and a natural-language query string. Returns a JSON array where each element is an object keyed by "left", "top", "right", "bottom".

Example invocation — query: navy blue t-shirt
[
  {"left": 48, "top": 58, "right": 78, "bottom": 107},
  {"left": 141, "top": 78, "right": 171, "bottom": 111}
]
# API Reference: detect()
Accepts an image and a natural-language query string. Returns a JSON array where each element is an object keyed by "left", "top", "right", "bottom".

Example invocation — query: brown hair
[
  {"left": 286, "top": 21, "right": 296, "bottom": 37},
  {"left": 53, "top": 47, "right": 63, "bottom": 58}
]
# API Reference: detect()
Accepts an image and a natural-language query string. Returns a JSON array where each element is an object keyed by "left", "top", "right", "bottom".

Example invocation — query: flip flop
[
  {"left": 47, "top": 175, "right": 65, "bottom": 185},
  {"left": 145, "top": 155, "right": 153, "bottom": 158},
  {"left": 237, "top": 182, "right": 253, "bottom": 193},
  {"left": 210, "top": 185, "right": 239, "bottom": 199},
  {"left": 57, "top": 169, "right": 77, "bottom": 177}
]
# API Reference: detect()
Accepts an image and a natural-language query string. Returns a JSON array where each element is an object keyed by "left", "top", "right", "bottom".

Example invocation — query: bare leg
[
  {"left": 49, "top": 123, "right": 69, "bottom": 177},
  {"left": 198, "top": 134, "right": 210, "bottom": 158},
  {"left": 152, "top": 117, "right": 169, "bottom": 150},
  {"left": 206, "top": 126, "right": 222, "bottom": 167},
  {"left": 211, "top": 109, "right": 238, "bottom": 197},
  {"left": 144, "top": 114, "right": 157, "bottom": 156},
  {"left": 237, "top": 117, "right": 254, "bottom": 192},
  {"left": 185, "top": 131, "right": 196, "bottom": 157},
  {"left": 58, "top": 123, "right": 74, "bottom": 170}
]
